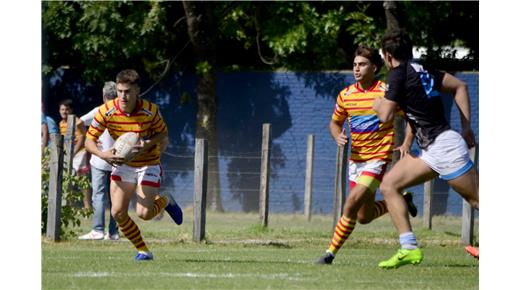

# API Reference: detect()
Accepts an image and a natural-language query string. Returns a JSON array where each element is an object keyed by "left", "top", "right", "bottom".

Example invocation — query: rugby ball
[{"left": 113, "top": 132, "right": 139, "bottom": 159}]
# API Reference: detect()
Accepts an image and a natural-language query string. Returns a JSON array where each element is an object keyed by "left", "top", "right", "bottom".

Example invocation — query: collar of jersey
[
  {"left": 354, "top": 80, "right": 379, "bottom": 93},
  {"left": 114, "top": 98, "right": 143, "bottom": 116}
]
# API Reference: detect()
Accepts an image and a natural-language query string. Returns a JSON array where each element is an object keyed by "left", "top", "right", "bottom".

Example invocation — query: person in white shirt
[{"left": 78, "top": 81, "right": 120, "bottom": 240}]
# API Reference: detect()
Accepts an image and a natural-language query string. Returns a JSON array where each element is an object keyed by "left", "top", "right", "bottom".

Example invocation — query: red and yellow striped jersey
[
  {"left": 332, "top": 80, "right": 394, "bottom": 162},
  {"left": 59, "top": 116, "right": 85, "bottom": 146},
  {"left": 86, "top": 98, "right": 167, "bottom": 167}
]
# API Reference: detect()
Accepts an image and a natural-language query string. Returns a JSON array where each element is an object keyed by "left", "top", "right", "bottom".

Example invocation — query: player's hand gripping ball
[{"left": 113, "top": 132, "right": 140, "bottom": 161}]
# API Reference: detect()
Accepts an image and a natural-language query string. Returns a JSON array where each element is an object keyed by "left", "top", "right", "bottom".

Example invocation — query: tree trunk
[
  {"left": 383, "top": 1, "right": 402, "bottom": 31},
  {"left": 183, "top": 1, "right": 223, "bottom": 212}
]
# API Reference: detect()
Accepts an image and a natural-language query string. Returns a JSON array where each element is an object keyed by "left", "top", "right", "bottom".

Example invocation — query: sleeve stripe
[{"left": 87, "top": 131, "right": 100, "bottom": 140}]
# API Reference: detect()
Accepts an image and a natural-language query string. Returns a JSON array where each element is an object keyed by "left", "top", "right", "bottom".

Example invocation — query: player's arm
[
  {"left": 373, "top": 97, "right": 398, "bottom": 123},
  {"left": 85, "top": 109, "right": 124, "bottom": 165},
  {"left": 394, "top": 122, "right": 414, "bottom": 159},
  {"left": 85, "top": 138, "right": 103, "bottom": 158},
  {"left": 160, "top": 136, "right": 169, "bottom": 153},
  {"left": 440, "top": 73, "right": 475, "bottom": 147},
  {"left": 330, "top": 92, "right": 349, "bottom": 147},
  {"left": 329, "top": 120, "right": 347, "bottom": 147},
  {"left": 133, "top": 107, "right": 169, "bottom": 156},
  {"left": 85, "top": 137, "right": 124, "bottom": 166},
  {"left": 139, "top": 131, "right": 168, "bottom": 152},
  {"left": 374, "top": 67, "right": 404, "bottom": 123}
]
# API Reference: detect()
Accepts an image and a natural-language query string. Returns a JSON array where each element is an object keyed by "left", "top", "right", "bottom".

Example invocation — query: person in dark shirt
[{"left": 373, "top": 29, "right": 479, "bottom": 268}]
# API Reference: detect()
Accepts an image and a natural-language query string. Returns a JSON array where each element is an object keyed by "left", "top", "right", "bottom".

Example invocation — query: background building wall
[{"left": 46, "top": 71, "right": 479, "bottom": 215}]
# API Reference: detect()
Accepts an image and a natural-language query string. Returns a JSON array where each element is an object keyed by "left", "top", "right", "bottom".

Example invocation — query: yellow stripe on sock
[
  {"left": 153, "top": 196, "right": 168, "bottom": 217},
  {"left": 327, "top": 216, "right": 356, "bottom": 255},
  {"left": 117, "top": 216, "right": 149, "bottom": 253}
]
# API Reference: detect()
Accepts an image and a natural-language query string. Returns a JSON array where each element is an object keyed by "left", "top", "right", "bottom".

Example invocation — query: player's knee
[
  {"left": 379, "top": 181, "right": 392, "bottom": 196},
  {"left": 112, "top": 209, "right": 127, "bottom": 222},
  {"left": 136, "top": 208, "right": 153, "bottom": 220}
]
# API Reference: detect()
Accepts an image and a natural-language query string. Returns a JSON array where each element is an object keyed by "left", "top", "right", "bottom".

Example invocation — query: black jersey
[{"left": 384, "top": 61, "right": 450, "bottom": 149}]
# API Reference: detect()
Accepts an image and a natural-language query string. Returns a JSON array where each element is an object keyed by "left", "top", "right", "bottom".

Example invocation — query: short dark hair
[
  {"left": 381, "top": 29, "right": 413, "bottom": 61},
  {"left": 116, "top": 69, "right": 140, "bottom": 87},
  {"left": 354, "top": 45, "right": 383, "bottom": 74},
  {"left": 58, "top": 98, "right": 74, "bottom": 109}
]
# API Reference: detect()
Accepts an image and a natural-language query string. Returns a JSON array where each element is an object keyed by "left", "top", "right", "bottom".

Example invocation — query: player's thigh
[
  {"left": 357, "top": 189, "right": 377, "bottom": 216},
  {"left": 110, "top": 180, "right": 136, "bottom": 214},
  {"left": 345, "top": 183, "right": 373, "bottom": 212},
  {"left": 447, "top": 166, "right": 479, "bottom": 199},
  {"left": 381, "top": 154, "right": 438, "bottom": 192},
  {"left": 134, "top": 164, "right": 162, "bottom": 209},
  {"left": 135, "top": 185, "right": 160, "bottom": 209}
]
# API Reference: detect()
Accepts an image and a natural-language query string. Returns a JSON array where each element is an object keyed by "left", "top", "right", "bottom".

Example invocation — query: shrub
[{"left": 41, "top": 148, "right": 92, "bottom": 239}]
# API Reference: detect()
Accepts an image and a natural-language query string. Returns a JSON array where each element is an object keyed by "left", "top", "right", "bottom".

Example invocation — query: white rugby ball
[{"left": 113, "top": 132, "right": 139, "bottom": 159}]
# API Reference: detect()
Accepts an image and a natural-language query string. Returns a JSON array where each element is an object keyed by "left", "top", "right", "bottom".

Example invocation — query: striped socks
[
  {"left": 372, "top": 200, "right": 388, "bottom": 220},
  {"left": 118, "top": 216, "right": 149, "bottom": 253},
  {"left": 152, "top": 195, "right": 168, "bottom": 218},
  {"left": 327, "top": 215, "right": 357, "bottom": 255}
]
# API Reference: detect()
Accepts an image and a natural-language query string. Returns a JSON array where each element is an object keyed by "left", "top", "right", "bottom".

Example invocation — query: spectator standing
[
  {"left": 78, "top": 82, "right": 120, "bottom": 240},
  {"left": 58, "top": 99, "right": 91, "bottom": 209}
]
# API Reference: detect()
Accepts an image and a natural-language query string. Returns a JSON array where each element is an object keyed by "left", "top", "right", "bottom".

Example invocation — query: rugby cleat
[
  {"left": 378, "top": 248, "right": 423, "bottom": 269},
  {"left": 403, "top": 191, "right": 418, "bottom": 217},
  {"left": 465, "top": 245, "right": 479, "bottom": 260},
  {"left": 164, "top": 193, "right": 183, "bottom": 225},
  {"left": 135, "top": 251, "right": 154, "bottom": 261},
  {"left": 316, "top": 252, "right": 335, "bottom": 265}
]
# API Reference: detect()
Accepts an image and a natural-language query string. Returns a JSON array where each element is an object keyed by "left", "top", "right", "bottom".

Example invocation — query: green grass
[{"left": 42, "top": 210, "right": 478, "bottom": 289}]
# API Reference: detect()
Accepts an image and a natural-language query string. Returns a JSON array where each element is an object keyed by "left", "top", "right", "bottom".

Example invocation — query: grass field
[{"left": 42, "top": 210, "right": 479, "bottom": 289}]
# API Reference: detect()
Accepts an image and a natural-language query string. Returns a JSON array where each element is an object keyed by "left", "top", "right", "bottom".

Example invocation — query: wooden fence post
[
  {"left": 332, "top": 145, "right": 347, "bottom": 230},
  {"left": 304, "top": 134, "right": 314, "bottom": 221},
  {"left": 423, "top": 180, "right": 434, "bottom": 229},
  {"left": 63, "top": 115, "right": 76, "bottom": 174},
  {"left": 462, "top": 144, "right": 478, "bottom": 244},
  {"left": 259, "top": 123, "right": 271, "bottom": 227},
  {"left": 193, "top": 138, "right": 208, "bottom": 242},
  {"left": 46, "top": 134, "right": 64, "bottom": 241}
]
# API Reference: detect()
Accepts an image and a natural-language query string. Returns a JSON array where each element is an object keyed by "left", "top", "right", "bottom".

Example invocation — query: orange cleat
[{"left": 465, "top": 245, "right": 479, "bottom": 260}]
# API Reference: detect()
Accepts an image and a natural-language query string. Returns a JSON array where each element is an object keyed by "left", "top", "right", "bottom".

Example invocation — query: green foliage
[
  {"left": 345, "top": 3, "right": 383, "bottom": 49},
  {"left": 42, "top": 1, "right": 478, "bottom": 82},
  {"left": 42, "top": 1, "right": 178, "bottom": 83},
  {"left": 195, "top": 60, "right": 212, "bottom": 77},
  {"left": 41, "top": 148, "right": 92, "bottom": 239}
]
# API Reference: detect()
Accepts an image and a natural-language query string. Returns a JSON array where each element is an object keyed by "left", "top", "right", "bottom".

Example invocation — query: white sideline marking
[
  {"left": 73, "top": 272, "right": 307, "bottom": 281},
  {"left": 74, "top": 272, "right": 111, "bottom": 277}
]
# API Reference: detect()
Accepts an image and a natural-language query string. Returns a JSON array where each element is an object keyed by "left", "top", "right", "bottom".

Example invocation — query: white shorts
[
  {"left": 348, "top": 159, "right": 388, "bottom": 193},
  {"left": 111, "top": 164, "right": 162, "bottom": 188},
  {"left": 73, "top": 149, "right": 89, "bottom": 175},
  {"left": 419, "top": 130, "right": 473, "bottom": 180}
]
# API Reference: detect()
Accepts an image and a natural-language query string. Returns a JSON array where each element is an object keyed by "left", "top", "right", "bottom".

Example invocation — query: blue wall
[
  {"left": 144, "top": 71, "right": 479, "bottom": 215},
  {"left": 47, "top": 71, "right": 479, "bottom": 215}
]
